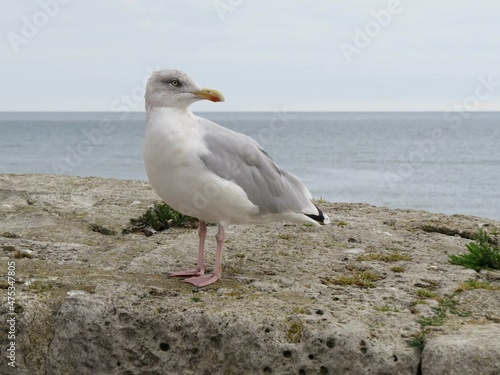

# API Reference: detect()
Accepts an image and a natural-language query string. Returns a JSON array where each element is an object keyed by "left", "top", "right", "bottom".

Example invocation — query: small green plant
[
  {"left": 337, "top": 220, "right": 348, "bottom": 227},
  {"left": 408, "top": 331, "right": 426, "bottom": 351},
  {"left": 449, "top": 229, "right": 500, "bottom": 271},
  {"left": 416, "top": 295, "right": 470, "bottom": 327},
  {"left": 418, "top": 310, "right": 446, "bottom": 327},
  {"left": 437, "top": 296, "right": 470, "bottom": 317},
  {"left": 317, "top": 197, "right": 328, "bottom": 204},
  {"left": 124, "top": 202, "right": 198, "bottom": 234}
]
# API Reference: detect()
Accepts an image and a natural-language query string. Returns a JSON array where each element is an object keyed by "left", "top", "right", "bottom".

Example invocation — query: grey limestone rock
[{"left": 1, "top": 174, "right": 499, "bottom": 374}]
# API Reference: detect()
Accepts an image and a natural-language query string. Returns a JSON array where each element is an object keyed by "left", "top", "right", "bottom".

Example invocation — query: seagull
[{"left": 144, "top": 69, "right": 330, "bottom": 287}]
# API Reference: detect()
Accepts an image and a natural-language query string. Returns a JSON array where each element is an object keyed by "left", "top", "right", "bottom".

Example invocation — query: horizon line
[{"left": 1, "top": 110, "right": 500, "bottom": 114}]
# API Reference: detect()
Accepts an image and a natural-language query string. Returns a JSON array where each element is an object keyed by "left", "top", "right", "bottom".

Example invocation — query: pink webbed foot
[
  {"left": 183, "top": 274, "right": 220, "bottom": 287},
  {"left": 169, "top": 269, "right": 204, "bottom": 277}
]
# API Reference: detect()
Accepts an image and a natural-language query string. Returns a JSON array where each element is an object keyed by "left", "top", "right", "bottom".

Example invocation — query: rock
[
  {"left": 421, "top": 325, "right": 500, "bottom": 375},
  {"left": 1, "top": 174, "right": 499, "bottom": 375}
]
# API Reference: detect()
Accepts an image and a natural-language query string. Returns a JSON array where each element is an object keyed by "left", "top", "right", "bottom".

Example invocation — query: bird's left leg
[
  {"left": 169, "top": 220, "right": 207, "bottom": 277},
  {"left": 184, "top": 224, "right": 225, "bottom": 287}
]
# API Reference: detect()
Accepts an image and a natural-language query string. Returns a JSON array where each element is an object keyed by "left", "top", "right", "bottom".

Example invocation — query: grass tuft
[
  {"left": 449, "top": 229, "right": 500, "bottom": 271},
  {"left": 321, "top": 271, "right": 382, "bottom": 288}
]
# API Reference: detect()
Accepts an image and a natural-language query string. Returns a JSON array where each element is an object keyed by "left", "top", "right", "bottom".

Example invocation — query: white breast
[{"left": 144, "top": 108, "right": 258, "bottom": 225}]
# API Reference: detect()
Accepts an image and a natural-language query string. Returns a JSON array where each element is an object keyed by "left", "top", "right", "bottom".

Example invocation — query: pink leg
[
  {"left": 169, "top": 221, "right": 207, "bottom": 277},
  {"left": 184, "top": 224, "right": 225, "bottom": 287}
]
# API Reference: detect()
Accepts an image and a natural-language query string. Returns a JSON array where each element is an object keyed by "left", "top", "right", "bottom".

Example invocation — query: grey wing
[{"left": 197, "top": 117, "right": 314, "bottom": 215}]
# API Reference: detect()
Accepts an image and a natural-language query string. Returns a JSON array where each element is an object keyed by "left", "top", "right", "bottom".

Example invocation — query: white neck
[{"left": 146, "top": 106, "right": 196, "bottom": 131}]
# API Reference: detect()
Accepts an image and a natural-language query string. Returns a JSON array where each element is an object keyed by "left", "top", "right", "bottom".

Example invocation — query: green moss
[
  {"left": 415, "top": 289, "right": 437, "bottom": 299},
  {"left": 286, "top": 320, "right": 303, "bottom": 343},
  {"left": 337, "top": 220, "right": 348, "bottom": 227},
  {"left": 374, "top": 305, "right": 400, "bottom": 313},
  {"left": 456, "top": 279, "right": 500, "bottom": 292},
  {"left": 357, "top": 253, "right": 412, "bottom": 262},
  {"left": 421, "top": 279, "right": 441, "bottom": 289},
  {"left": 345, "top": 263, "right": 361, "bottom": 271},
  {"left": 26, "top": 280, "right": 54, "bottom": 292},
  {"left": 14, "top": 250, "right": 33, "bottom": 259},
  {"left": 391, "top": 266, "right": 406, "bottom": 273},
  {"left": 322, "top": 271, "right": 382, "bottom": 288},
  {"left": 89, "top": 223, "right": 116, "bottom": 236},
  {"left": 292, "top": 306, "right": 310, "bottom": 315}
]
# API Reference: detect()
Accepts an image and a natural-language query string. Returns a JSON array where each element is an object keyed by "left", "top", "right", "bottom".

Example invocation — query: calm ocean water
[{"left": 0, "top": 112, "right": 499, "bottom": 220}]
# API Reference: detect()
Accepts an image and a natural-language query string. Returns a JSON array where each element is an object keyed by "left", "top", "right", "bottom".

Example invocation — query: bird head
[{"left": 145, "top": 69, "right": 224, "bottom": 110}]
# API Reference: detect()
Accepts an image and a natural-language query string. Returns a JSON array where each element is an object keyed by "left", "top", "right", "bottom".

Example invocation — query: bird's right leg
[{"left": 169, "top": 220, "right": 206, "bottom": 277}]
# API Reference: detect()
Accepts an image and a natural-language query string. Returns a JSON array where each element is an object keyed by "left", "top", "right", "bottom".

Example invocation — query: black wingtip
[{"left": 304, "top": 205, "right": 330, "bottom": 225}]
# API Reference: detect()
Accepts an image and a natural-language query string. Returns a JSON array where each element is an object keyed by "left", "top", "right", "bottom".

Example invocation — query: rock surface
[{"left": 1, "top": 174, "right": 499, "bottom": 375}]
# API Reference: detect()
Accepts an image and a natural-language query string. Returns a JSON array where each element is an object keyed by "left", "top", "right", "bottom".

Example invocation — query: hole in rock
[{"left": 326, "top": 338, "right": 336, "bottom": 348}]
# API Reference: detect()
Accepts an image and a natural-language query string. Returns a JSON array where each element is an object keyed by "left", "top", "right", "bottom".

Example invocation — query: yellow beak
[{"left": 193, "top": 88, "right": 225, "bottom": 103}]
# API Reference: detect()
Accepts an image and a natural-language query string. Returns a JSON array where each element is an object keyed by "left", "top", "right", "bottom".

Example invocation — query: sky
[{"left": 1, "top": 0, "right": 500, "bottom": 112}]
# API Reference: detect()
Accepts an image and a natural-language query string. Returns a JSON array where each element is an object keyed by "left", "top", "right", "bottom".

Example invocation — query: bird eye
[{"left": 170, "top": 79, "right": 179, "bottom": 87}]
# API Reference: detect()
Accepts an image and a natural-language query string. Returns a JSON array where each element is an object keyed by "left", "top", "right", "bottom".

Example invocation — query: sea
[{"left": 0, "top": 112, "right": 499, "bottom": 221}]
